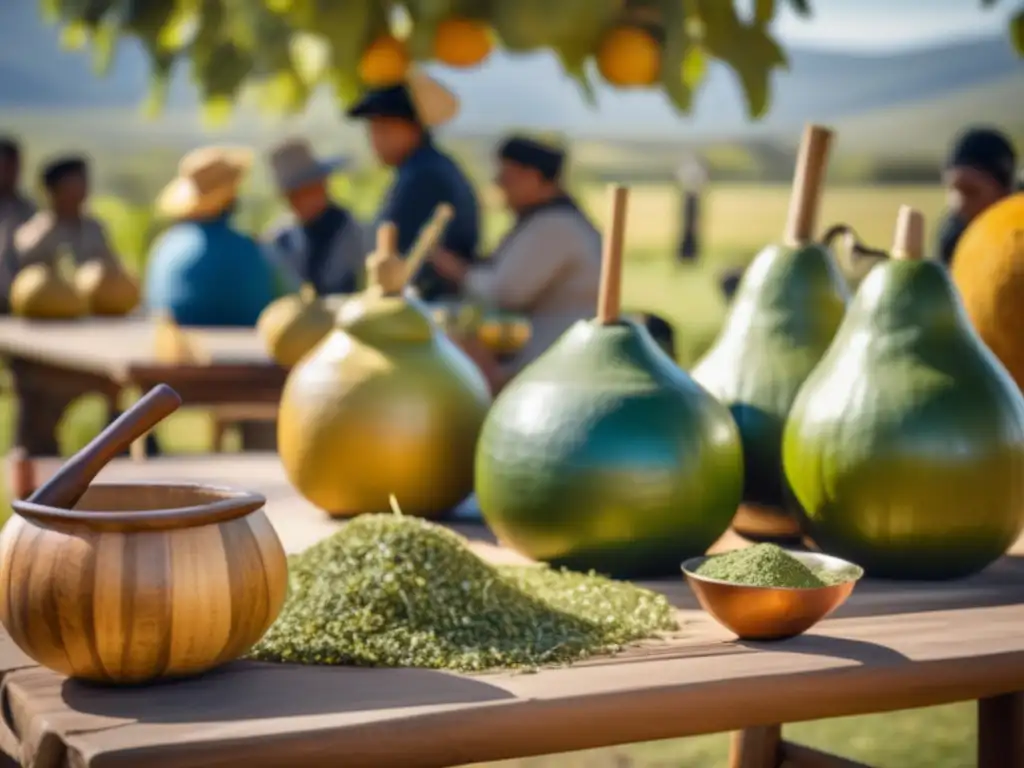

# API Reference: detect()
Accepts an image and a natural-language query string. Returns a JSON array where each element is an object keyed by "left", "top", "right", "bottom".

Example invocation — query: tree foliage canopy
[{"left": 40, "top": 0, "right": 1024, "bottom": 125}]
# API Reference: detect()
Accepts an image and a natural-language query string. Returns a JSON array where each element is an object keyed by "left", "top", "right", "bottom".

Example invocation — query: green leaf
[
  {"left": 660, "top": 0, "right": 694, "bottom": 113},
  {"left": 1010, "top": 8, "right": 1024, "bottom": 55},
  {"left": 754, "top": 0, "right": 775, "bottom": 26},
  {"left": 59, "top": 22, "right": 89, "bottom": 49},
  {"left": 554, "top": 48, "right": 597, "bottom": 105},
  {"left": 681, "top": 45, "right": 706, "bottom": 88},
  {"left": 289, "top": 33, "right": 330, "bottom": 85},
  {"left": 90, "top": 20, "right": 120, "bottom": 74}
]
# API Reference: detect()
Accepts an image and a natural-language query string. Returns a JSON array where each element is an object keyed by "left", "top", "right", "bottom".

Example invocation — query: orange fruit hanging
[
  {"left": 596, "top": 26, "right": 661, "bottom": 88},
  {"left": 358, "top": 35, "right": 410, "bottom": 87},
  {"left": 434, "top": 17, "right": 493, "bottom": 68}
]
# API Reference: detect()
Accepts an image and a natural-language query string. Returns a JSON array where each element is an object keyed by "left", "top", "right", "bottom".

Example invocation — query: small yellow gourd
[
  {"left": 10, "top": 262, "right": 86, "bottom": 320},
  {"left": 256, "top": 284, "right": 335, "bottom": 367},
  {"left": 74, "top": 260, "right": 140, "bottom": 316}
]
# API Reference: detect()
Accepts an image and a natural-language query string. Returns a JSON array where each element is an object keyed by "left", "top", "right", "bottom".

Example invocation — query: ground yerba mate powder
[
  {"left": 250, "top": 514, "right": 678, "bottom": 672},
  {"left": 694, "top": 543, "right": 853, "bottom": 588}
]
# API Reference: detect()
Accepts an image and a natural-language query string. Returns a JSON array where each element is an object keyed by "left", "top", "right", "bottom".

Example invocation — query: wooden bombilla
[
  {"left": 784, "top": 123, "right": 834, "bottom": 248},
  {"left": 597, "top": 184, "right": 631, "bottom": 325},
  {"left": 403, "top": 203, "right": 456, "bottom": 289},
  {"left": 891, "top": 205, "right": 925, "bottom": 262},
  {"left": 28, "top": 383, "right": 182, "bottom": 510},
  {"left": 367, "top": 222, "right": 406, "bottom": 295}
]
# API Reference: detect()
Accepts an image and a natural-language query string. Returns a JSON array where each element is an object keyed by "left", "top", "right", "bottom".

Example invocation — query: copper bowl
[{"left": 681, "top": 551, "right": 863, "bottom": 641}]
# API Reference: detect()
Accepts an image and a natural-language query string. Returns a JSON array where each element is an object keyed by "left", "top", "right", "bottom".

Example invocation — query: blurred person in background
[
  {"left": 263, "top": 137, "right": 366, "bottom": 296},
  {"left": 429, "top": 135, "right": 602, "bottom": 390},
  {"left": 144, "top": 146, "right": 276, "bottom": 327},
  {"left": 347, "top": 69, "right": 480, "bottom": 301},
  {"left": 14, "top": 155, "right": 121, "bottom": 272},
  {"left": 9, "top": 154, "right": 130, "bottom": 463},
  {"left": 938, "top": 127, "right": 1017, "bottom": 266},
  {"left": 0, "top": 136, "right": 35, "bottom": 313}
]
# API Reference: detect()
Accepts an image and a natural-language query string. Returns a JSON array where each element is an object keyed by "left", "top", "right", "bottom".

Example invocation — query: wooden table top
[
  {"left": 2, "top": 454, "right": 1023, "bottom": 768},
  {"left": 0, "top": 317, "right": 275, "bottom": 380}
]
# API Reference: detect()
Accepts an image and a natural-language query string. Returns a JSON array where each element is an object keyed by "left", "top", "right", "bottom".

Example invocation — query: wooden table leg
[
  {"left": 979, "top": 692, "right": 1024, "bottom": 768},
  {"left": 730, "top": 725, "right": 782, "bottom": 768}
]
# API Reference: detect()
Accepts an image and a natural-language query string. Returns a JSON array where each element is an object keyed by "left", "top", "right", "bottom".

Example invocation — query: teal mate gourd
[
  {"left": 783, "top": 207, "right": 1024, "bottom": 580},
  {"left": 693, "top": 125, "right": 849, "bottom": 541},
  {"left": 475, "top": 186, "right": 744, "bottom": 579}
]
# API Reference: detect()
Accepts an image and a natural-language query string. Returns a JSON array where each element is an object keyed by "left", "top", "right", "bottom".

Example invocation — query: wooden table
[
  {"left": 1, "top": 455, "right": 1023, "bottom": 768},
  {"left": 0, "top": 317, "right": 286, "bottom": 471}
]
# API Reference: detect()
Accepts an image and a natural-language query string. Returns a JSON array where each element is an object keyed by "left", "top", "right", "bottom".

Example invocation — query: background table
[
  {"left": 0, "top": 454, "right": 1022, "bottom": 768},
  {"left": 0, "top": 318, "right": 286, "bottom": 474}
]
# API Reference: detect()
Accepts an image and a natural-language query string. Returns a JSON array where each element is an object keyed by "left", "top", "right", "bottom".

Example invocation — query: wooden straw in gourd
[
  {"left": 596, "top": 184, "right": 630, "bottom": 324},
  {"left": 368, "top": 221, "right": 406, "bottom": 294},
  {"left": 402, "top": 203, "right": 455, "bottom": 288},
  {"left": 784, "top": 124, "right": 834, "bottom": 246},
  {"left": 891, "top": 205, "right": 925, "bottom": 261}
]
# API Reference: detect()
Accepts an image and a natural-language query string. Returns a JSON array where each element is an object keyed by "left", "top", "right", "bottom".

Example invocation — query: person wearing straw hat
[
  {"left": 263, "top": 137, "right": 366, "bottom": 296},
  {"left": 429, "top": 134, "right": 602, "bottom": 390},
  {"left": 144, "top": 146, "right": 276, "bottom": 327},
  {"left": 346, "top": 68, "right": 480, "bottom": 302}
]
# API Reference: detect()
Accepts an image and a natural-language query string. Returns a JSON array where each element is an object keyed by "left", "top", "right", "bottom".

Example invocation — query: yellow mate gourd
[
  {"left": 951, "top": 193, "right": 1024, "bottom": 392},
  {"left": 74, "top": 260, "right": 140, "bottom": 316},
  {"left": 10, "top": 261, "right": 86, "bottom": 320},
  {"left": 277, "top": 223, "right": 492, "bottom": 519},
  {"left": 256, "top": 284, "right": 334, "bottom": 367}
]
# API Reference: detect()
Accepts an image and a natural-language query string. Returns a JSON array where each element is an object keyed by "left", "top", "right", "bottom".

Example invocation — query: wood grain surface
[
  {"left": 0, "top": 454, "right": 1021, "bottom": 767},
  {"left": 0, "top": 482, "right": 287, "bottom": 685}
]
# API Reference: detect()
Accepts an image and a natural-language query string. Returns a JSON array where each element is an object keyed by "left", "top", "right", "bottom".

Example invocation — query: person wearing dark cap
[
  {"left": 0, "top": 136, "right": 36, "bottom": 313},
  {"left": 346, "top": 69, "right": 480, "bottom": 301},
  {"left": 938, "top": 127, "right": 1017, "bottom": 266},
  {"left": 429, "top": 134, "right": 602, "bottom": 391}
]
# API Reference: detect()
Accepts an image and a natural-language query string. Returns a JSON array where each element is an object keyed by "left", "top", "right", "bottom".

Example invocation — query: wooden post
[
  {"left": 979, "top": 693, "right": 1024, "bottom": 768},
  {"left": 890, "top": 205, "right": 925, "bottom": 261},
  {"left": 729, "top": 725, "right": 782, "bottom": 768}
]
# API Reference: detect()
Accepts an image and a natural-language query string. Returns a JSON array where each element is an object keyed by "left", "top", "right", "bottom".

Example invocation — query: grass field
[{"left": 0, "top": 180, "right": 973, "bottom": 767}]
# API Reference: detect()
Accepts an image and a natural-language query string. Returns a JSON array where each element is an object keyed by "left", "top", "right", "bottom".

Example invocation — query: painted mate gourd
[
  {"left": 950, "top": 193, "right": 1024, "bottom": 393},
  {"left": 278, "top": 223, "right": 491, "bottom": 518},
  {"left": 475, "top": 186, "right": 744, "bottom": 578},
  {"left": 257, "top": 283, "right": 335, "bottom": 367},
  {"left": 783, "top": 206, "right": 1024, "bottom": 579},
  {"left": 692, "top": 125, "right": 848, "bottom": 542}
]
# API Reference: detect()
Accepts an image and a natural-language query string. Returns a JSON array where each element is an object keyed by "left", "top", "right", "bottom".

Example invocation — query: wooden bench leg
[
  {"left": 730, "top": 725, "right": 781, "bottom": 768},
  {"left": 979, "top": 692, "right": 1024, "bottom": 768}
]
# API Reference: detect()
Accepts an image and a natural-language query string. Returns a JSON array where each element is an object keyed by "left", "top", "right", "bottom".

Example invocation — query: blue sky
[{"left": 770, "top": 0, "right": 1012, "bottom": 50}]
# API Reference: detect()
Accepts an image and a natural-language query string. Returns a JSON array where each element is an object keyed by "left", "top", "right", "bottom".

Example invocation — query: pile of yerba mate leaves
[{"left": 250, "top": 514, "right": 677, "bottom": 672}]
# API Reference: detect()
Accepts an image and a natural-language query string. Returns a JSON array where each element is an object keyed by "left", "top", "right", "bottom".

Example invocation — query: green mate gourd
[
  {"left": 475, "top": 186, "right": 744, "bottom": 579},
  {"left": 692, "top": 125, "right": 849, "bottom": 541},
  {"left": 277, "top": 223, "right": 491, "bottom": 519},
  {"left": 783, "top": 206, "right": 1024, "bottom": 579}
]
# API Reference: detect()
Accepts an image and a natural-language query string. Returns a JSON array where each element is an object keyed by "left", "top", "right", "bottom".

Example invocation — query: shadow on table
[
  {"left": 737, "top": 635, "right": 910, "bottom": 665},
  {"left": 60, "top": 662, "right": 514, "bottom": 724}
]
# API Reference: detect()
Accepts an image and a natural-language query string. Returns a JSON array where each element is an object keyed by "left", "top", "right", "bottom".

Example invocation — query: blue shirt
[
  {"left": 375, "top": 137, "right": 480, "bottom": 301},
  {"left": 144, "top": 215, "right": 276, "bottom": 327}
]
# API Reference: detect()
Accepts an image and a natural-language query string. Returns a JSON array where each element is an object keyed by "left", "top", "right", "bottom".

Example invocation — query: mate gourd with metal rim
[
  {"left": 475, "top": 186, "right": 744, "bottom": 578},
  {"left": 277, "top": 219, "right": 491, "bottom": 518},
  {"left": 692, "top": 125, "right": 849, "bottom": 542},
  {"left": 783, "top": 206, "right": 1024, "bottom": 579}
]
